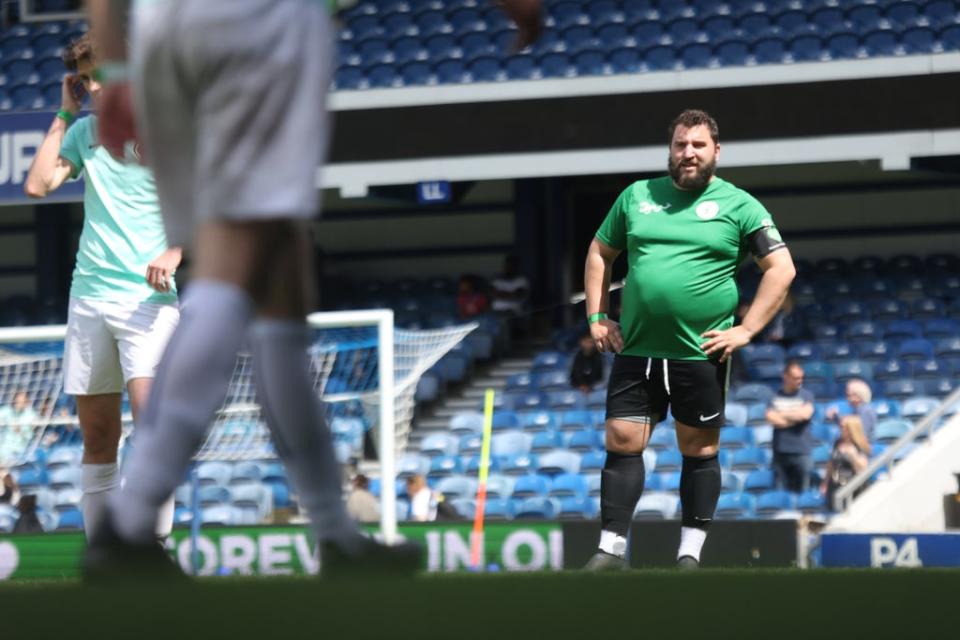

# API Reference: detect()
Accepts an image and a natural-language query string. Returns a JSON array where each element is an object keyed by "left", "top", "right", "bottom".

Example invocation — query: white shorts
[
  {"left": 63, "top": 297, "right": 180, "bottom": 395},
  {"left": 130, "top": 0, "right": 334, "bottom": 247}
]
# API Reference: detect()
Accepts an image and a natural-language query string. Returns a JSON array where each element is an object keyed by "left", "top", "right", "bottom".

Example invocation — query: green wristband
[
  {"left": 55, "top": 109, "right": 75, "bottom": 125},
  {"left": 588, "top": 312, "right": 608, "bottom": 324}
]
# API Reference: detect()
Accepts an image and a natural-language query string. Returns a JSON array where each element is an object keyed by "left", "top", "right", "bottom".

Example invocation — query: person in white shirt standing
[{"left": 24, "top": 35, "right": 181, "bottom": 544}]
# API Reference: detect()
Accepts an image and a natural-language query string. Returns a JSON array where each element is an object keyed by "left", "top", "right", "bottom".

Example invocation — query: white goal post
[{"left": 0, "top": 309, "right": 476, "bottom": 547}]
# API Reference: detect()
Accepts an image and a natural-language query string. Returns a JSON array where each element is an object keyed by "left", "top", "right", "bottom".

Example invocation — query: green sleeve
[
  {"left": 59, "top": 118, "right": 85, "bottom": 179},
  {"left": 737, "top": 192, "right": 775, "bottom": 238},
  {"left": 595, "top": 186, "right": 631, "bottom": 250}
]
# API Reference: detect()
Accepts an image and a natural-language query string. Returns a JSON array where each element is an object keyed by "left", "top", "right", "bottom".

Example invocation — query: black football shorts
[{"left": 605, "top": 354, "right": 729, "bottom": 429}]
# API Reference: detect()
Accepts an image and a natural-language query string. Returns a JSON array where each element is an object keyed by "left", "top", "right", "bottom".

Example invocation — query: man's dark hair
[
  {"left": 353, "top": 474, "right": 369, "bottom": 489},
  {"left": 62, "top": 34, "right": 95, "bottom": 71},
  {"left": 668, "top": 109, "right": 719, "bottom": 144}
]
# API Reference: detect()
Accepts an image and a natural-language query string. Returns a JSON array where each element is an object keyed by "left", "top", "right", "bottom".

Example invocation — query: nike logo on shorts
[{"left": 699, "top": 412, "right": 720, "bottom": 422}]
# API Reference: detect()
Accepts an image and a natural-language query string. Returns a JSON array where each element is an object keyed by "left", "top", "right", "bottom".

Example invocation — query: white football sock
[
  {"left": 598, "top": 529, "right": 628, "bottom": 558},
  {"left": 249, "top": 319, "right": 357, "bottom": 545},
  {"left": 677, "top": 526, "right": 708, "bottom": 561},
  {"left": 81, "top": 462, "right": 118, "bottom": 541},
  {"left": 155, "top": 494, "right": 175, "bottom": 541},
  {"left": 112, "top": 280, "right": 254, "bottom": 543}
]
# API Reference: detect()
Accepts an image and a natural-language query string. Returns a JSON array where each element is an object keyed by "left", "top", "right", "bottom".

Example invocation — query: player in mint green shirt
[
  {"left": 583, "top": 110, "right": 796, "bottom": 571},
  {"left": 23, "top": 34, "right": 181, "bottom": 544}
]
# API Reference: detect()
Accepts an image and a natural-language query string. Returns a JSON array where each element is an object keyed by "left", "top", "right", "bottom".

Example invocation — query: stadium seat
[
  {"left": 725, "top": 402, "right": 749, "bottom": 427},
  {"left": 397, "top": 453, "right": 431, "bottom": 478},
  {"left": 491, "top": 430, "right": 533, "bottom": 457},
  {"left": 743, "top": 469, "right": 775, "bottom": 495},
  {"left": 428, "top": 455, "right": 464, "bottom": 479},
  {"left": 633, "top": 492, "right": 679, "bottom": 520},
  {"left": 715, "top": 492, "right": 756, "bottom": 519},
  {"left": 537, "top": 449, "right": 581, "bottom": 476},
  {"left": 654, "top": 471, "right": 682, "bottom": 492},
  {"left": 731, "top": 447, "right": 768, "bottom": 472},
  {"left": 647, "top": 427, "right": 676, "bottom": 452},
  {"left": 898, "top": 338, "right": 935, "bottom": 362},
  {"left": 733, "top": 384, "right": 775, "bottom": 404},
  {"left": 483, "top": 497, "right": 516, "bottom": 521},
  {"left": 514, "top": 496, "right": 560, "bottom": 519},
  {"left": 420, "top": 433, "right": 459, "bottom": 457},
  {"left": 558, "top": 496, "right": 597, "bottom": 519},
  {"left": 826, "top": 33, "right": 860, "bottom": 59},
  {"left": 449, "top": 498, "right": 476, "bottom": 519},
  {"left": 874, "top": 419, "right": 912, "bottom": 444},
  {"left": 580, "top": 450, "right": 606, "bottom": 472},
  {"left": 450, "top": 412, "right": 484, "bottom": 434},
  {"left": 519, "top": 410, "right": 559, "bottom": 432},
  {"left": 756, "top": 490, "right": 796, "bottom": 516},
  {"left": 531, "top": 430, "right": 564, "bottom": 453},
  {"left": 491, "top": 411, "right": 521, "bottom": 430},
  {"left": 654, "top": 449, "right": 683, "bottom": 473},
  {"left": 499, "top": 453, "right": 535, "bottom": 476},
  {"left": 48, "top": 466, "right": 81, "bottom": 491},
  {"left": 565, "top": 428, "right": 600, "bottom": 453},
  {"left": 511, "top": 474, "right": 550, "bottom": 498},
  {"left": 746, "top": 404, "right": 769, "bottom": 426},
  {"left": 609, "top": 47, "right": 642, "bottom": 73},
  {"left": 901, "top": 396, "right": 940, "bottom": 420},
  {"left": 549, "top": 472, "right": 588, "bottom": 499},
  {"left": 485, "top": 474, "right": 515, "bottom": 500},
  {"left": 55, "top": 507, "right": 84, "bottom": 531},
  {"left": 797, "top": 490, "right": 827, "bottom": 513}
]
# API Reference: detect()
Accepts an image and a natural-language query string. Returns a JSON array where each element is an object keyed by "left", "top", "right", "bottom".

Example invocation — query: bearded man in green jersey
[{"left": 583, "top": 109, "right": 796, "bottom": 570}]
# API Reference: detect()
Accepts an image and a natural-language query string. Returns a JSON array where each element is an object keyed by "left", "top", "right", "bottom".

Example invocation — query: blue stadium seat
[
  {"left": 435, "top": 59, "right": 469, "bottom": 84},
  {"left": 703, "top": 15, "right": 737, "bottom": 42},
  {"left": 457, "top": 433, "right": 481, "bottom": 455},
  {"left": 449, "top": 497, "right": 476, "bottom": 519},
  {"left": 539, "top": 52, "right": 572, "bottom": 78},
  {"left": 832, "top": 360, "right": 874, "bottom": 385},
  {"left": 887, "top": 1, "right": 921, "bottom": 30},
  {"left": 549, "top": 472, "right": 588, "bottom": 499},
  {"left": 633, "top": 492, "right": 679, "bottom": 519},
  {"left": 746, "top": 403, "right": 770, "bottom": 426},
  {"left": 754, "top": 37, "right": 788, "bottom": 64},
  {"left": 902, "top": 27, "right": 938, "bottom": 54},
  {"left": 460, "top": 31, "right": 495, "bottom": 61},
  {"left": 492, "top": 411, "right": 521, "bottom": 430},
  {"left": 653, "top": 471, "right": 681, "bottom": 492},
  {"left": 424, "top": 34, "right": 460, "bottom": 63},
  {"left": 725, "top": 402, "right": 749, "bottom": 427},
  {"left": 466, "top": 454, "right": 502, "bottom": 475},
  {"left": 721, "top": 425, "right": 756, "bottom": 449},
  {"left": 731, "top": 447, "right": 768, "bottom": 472},
  {"left": 468, "top": 56, "right": 502, "bottom": 82},
  {"left": 558, "top": 496, "right": 597, "bottom": 519},
  {"left": 499, "top": 453, "right": 536, "bottom": 476},
  {"left": 398, "top": 453, "right": 431, "bottom": 478},
  {"left": 483, "top": 497, "right": 516, "bottom": 521},
  {"left": 55, "top": 507, "right": 84, "bottom": 531},
  {"left": 645, "top": 45, "right": 678, "bottom": 71},
  {"left": 901, "top": 396, "right": 940, "bottom": 420},
  {"left": 415, "top": 10, "right": 450, "bottom": 38},
  {"left": 580, "top": 450, "right": 606, "bottom": 472},
  {"left": 647, "top": 427, "right": 676, "bottom": 452},
  {"left": 198, "top": 485, "right": 230, "bottom": 508},
  {"left": 537, "top": 449, "right": 581, "bottom": 476},
  {"left": 655, "top": 449, "right": 683, "bottom": 473},
  {"left": 733, "top": 383, "right": 775, "bottom": 404},
  {"left": 797, "top": 490, "right": 826, "bottom": 513},
  {"left": 504, "top": 55, "right": 538, "bottom": 80},
  {"left": 491, "top": 430, "right": 532, "bottom": 457},
  {"left": 874, "top": 418, "right": 911, "bottom": 444},
  {"left": 382, "top": 12, "right": 416, "bottom": 40},
  {"left": 743, "top": 469, "right": 776, "bottom": 495},
  {"left": 811, "top": 422, "right": 839, "bottom": 445},
  {"left": 847, "top": 5, "right": 883, "bottom": 32},
  {"left": 435, "top": 476, "right": 476, "bottom": 500},
  {"left": 450, "top": 411, "right": 484, "bottom": 434},
  {"left": 739, "top": 12, "right": 776, "bottom": 39},
  {"left": 883, "top": 379, "right": 922, "bottom": 400},
  {"left": 511, "top": 474, "right": 550, "bottom": 498},
  {"left": 788, "top": 35, "right": 825, "bottom": 62},
  {"left": 923, "top": 319, "right": 959, "bottom": 339},
  {"left": 715, "top": 40, "right": 751, "bottom": 66},
  {"left": 756, "top": 490, "right": 796, "bottom": 516},
  {"left": 334, "top": 65, "right": 365, "bottom": 89},
  {"left": 845, "top": 320, "right": 881, "bottom": 343},
  {"left": 885, "top": 319, "right": 923, "bottom": 341},
  {"left": 811, "top": 7, "right": 848, "bottom": 36},
  {"left": 609, "top": 47, "right": 642, "bottom": 73},
  {"left": 743, "top": 343, "right": 786, "bottom": 368},
  {"left": 924, "top": 378, "right": 956, "bottom": 397},
  {"left": 862, "top": 30, "right": 899, "bottom": 56},
  {"left": 566, "top": 429, "right": 600, "bottom": 453},
  {"left": 530, "top": 430, "right": 563, "bottom": 453},
  {"left": 856, "top": 340, "right": 893, "bottom": 363},
  {"left": 898, "top": 338, "right": 934, "bottom": 362},
  {"left": 515, "top": 496, "right": 560, "bottom": 519},
  {"left": 537, "top": 369, "right": 570, "bottom": 391},
  {"left": 668, "top": 18, "right": 701, "bottom": 47},
  {"left": 914, "top": 358, "right": 943, "bottom": 380},
  {"left": 927, "top": 1, "right": 960, "bottom": 29},
  {"left": 715, "top": 492, "right": 756, "bottom": 519},
  {"left": 588, "top": 0, "right": 622, "bottom": 27},
  {"left": 450, "top": 7, "right": 486, "bottom": 36},
  {"left": 596, "top": 23, "right": 632, "bottom": 49},
  {"left": 428, "top": 455, "right": 464, "bottom": 479},
  {"left": 574, "top": 49, "right": 607, "bottom": 76},
  {"left": 519, "top": 410, "right": 559, "bottom": 432},
  {"left": 826, "top": 33, "right": 860, "bottom": 59},
  {"left": 486, "top": 475, "right": 515, "bottom": 500}
]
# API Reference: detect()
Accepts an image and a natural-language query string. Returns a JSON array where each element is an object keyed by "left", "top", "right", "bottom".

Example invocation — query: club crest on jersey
[
  {"left": 639, "top": 201, "right": 671, "bottom": 215},
  {"left": 695, "top": 201, "right": 720, "bottom": 220}
]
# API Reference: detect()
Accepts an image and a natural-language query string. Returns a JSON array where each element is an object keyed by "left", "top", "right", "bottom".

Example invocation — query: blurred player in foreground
[
  {"left": 24, "top": 34, "right": 181, "bottom": 545},
  {"left": 583, "top": 109, "right": 795, "bottom": 570},
  {"left": 84, "top": 0, "right": 543, "bottom": 579}
]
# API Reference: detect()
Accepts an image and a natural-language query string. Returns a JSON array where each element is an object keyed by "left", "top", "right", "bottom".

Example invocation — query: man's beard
[{"left": 668, "top": 155, "right": 716, "bottom": 191}]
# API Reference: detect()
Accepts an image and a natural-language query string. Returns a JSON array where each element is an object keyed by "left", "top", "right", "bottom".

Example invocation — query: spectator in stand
[
  {"left": 766, "top": 361, "right": 815, "bottom": 493},
  {"left": 13, "top": 494, "right": 44, "bottom": 534},
  {"left": 405, "top": 474, "right": 437, "bottom": 522},
  {"left": 491, "top": 255, "right": 530, "bottom": 317},
  {"left": 822, "top": 415, "right": 872, "bottom": 509},
  {"left": 345, "top": 474, "right": 380, "bottom": 524},
  {"left": 1, "top": 469, "right": 19, "bottom": 506},
  {"left": 825, "top": 379, "right": 877, "bottom": 441},
  {"left": 0, "top": 390, "right": 38, "bottom": 465},
  {"left": 570, "top": 332, "right": 605, "bottom": 393},
  {"left": 456, "top": 275, "right": 489, "bottom": 320}
]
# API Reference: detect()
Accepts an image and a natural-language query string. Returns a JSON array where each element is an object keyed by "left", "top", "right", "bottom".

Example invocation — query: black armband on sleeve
[{"left": 747, "top": 225, "right": 787, "bottom": 259}]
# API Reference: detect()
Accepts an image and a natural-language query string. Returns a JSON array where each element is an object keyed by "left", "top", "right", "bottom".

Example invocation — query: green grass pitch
[{"left": 1, "top": 569, "right": 956, "bottom": 639}]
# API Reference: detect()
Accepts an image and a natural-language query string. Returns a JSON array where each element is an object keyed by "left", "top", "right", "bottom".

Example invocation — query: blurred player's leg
[
  {"left": 77, "top": 393, "right": 121, "bottom": 541},
  {"left": 126, "top": 376, "right": 175, "bottom": 540}
]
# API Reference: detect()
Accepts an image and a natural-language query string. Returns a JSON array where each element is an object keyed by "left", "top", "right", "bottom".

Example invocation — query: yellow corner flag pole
[{"left": 470, "top": 388, "right": 495, "bottom": 570}]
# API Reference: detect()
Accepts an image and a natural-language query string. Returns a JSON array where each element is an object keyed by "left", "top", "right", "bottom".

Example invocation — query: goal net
[{"left": 0, "top": 311, "right": 475, "bottom": 542}]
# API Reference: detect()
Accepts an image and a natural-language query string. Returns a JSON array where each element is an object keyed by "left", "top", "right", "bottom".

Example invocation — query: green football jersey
[
  {"left": 60, "top": 115, "right": 177, "bottom": 305},
  {"left": 595, "top": 176, "right": 780, "bottom": 360}
]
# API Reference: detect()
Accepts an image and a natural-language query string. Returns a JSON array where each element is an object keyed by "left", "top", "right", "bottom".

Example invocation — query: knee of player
[{"left": 604, "top": 420, "right": 648, "bottom": 453}]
